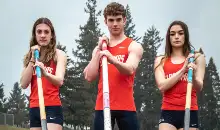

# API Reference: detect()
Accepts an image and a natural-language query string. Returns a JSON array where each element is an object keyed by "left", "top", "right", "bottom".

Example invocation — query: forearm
[
  {"left": 192, "top": 54, "right": 205, "bottom": 91},
  {"left": 84, "top": 52, "right": 101, "bottom": 82},
  {"left": 20, "top": 62, "right": 34, "bottom": 89},
  {"left": 158, "top": 68, "right": 186, "bottom": 92},
  {"left": 44, "top": 73, "right": 63, "bottom": 87},
  {"left": 193, "top": 77, "right": 203, "bottom": 91},
  {"left": 113, "top": 60, "right": 134, "bottom": 75}
]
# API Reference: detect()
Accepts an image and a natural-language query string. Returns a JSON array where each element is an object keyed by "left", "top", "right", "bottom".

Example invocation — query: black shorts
[
  {"left": 93, "top": 110, "right": 139, "bottom": 130},
  {"left": 29, "top": 106, "right": 63, "bottom": 128},
  {"left": 159, "top": 110, "right": 199, "bottom": 129}
]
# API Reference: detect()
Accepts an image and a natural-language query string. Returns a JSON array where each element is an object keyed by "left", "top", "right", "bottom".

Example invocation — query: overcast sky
[{"left": 0, "top": 0, "right": 220, "bottom": 97}]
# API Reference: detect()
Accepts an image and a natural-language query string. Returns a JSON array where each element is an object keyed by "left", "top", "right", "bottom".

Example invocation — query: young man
[{"left": 83, "top": 2, "right": 143, "bottom": 130}]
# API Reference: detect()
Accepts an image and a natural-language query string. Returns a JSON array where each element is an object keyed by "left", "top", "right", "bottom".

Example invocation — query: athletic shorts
[
  {"left": 29, "top": 106, "right": 63, "bottom": 128},
  {"left": 93, "top": 110, "right": 139, "bottom": 130},
  {"left": 159, "top": 110, "right": 199, "bottom": 129}
]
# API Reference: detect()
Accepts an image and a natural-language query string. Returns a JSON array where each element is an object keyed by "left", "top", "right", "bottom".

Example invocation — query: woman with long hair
[
  {"left": 154, "top": 20, "right": 206, "bottom": 130},
  {"left": 20, "top": 17, "right": 67, "bottom": 130}
]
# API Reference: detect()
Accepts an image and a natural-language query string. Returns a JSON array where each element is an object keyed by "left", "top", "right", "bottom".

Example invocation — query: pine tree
[
  {"left": 56, "top": 42, "right": 76, "bottom": 126},
  {"left": 72, "top": 0, "right": 102, "bottom": 127},
  {"left": 60, "top": 0, "right": 102, "bottom": 128},
  {"left": 198, "top": 56, "right": 219, "bottom": 130},
  {"left": 6, "top": 82, "right": 28, "bottom": 126},
  {"left": 134, "top": 26, "right": 163, "bottom": 129},
  {"left": 124, "top": 5, "right": 140, "bottom": 41},
  {"left": 207, "top": 58, "right": 220, "bottom": 109},
  {"left": 0, "top": 83, "right": 7, "bottom": 112}
]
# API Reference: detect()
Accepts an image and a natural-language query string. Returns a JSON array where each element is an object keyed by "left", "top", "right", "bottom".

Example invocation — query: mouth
[
  {"left": 40, "top": 40, "right": 47, "bottom": 42},
  {"left": 174, "top": 41, "right": 181, "bottom": 43},
  {"left": 112, "top": 28, "right": 119, "bottom": 30}
]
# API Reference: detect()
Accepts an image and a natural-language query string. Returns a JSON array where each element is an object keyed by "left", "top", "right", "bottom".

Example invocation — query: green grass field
[{"left": 0, "top": 125, "right": 28, "bottom": 130}]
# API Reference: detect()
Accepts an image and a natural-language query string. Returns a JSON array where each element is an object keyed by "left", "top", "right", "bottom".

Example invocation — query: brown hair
[
  {"left": 23, "top": 17, "right": 57, "bottom": 67},
  {"left": 155, "top": 20, "right": 195, "bottom": 70},
  {"left": 103, "top": 2, "right": 126, "bottom": 19},
  {"left": 165, "top": 20, "right": 193, "bottom": 57}
]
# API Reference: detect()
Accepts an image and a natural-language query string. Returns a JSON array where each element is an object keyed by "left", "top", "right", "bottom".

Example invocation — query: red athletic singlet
[
  {"left": 95, "top": 37, "right": 136, "bottom": 111},
  {"left": 162, "top": 57, "right": 198, "bottom": 110},
  {"left": 30, "top": 60, "right": 61, "bottom": 108}
]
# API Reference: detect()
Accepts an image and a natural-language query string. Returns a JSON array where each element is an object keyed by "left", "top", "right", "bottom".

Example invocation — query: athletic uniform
[
  {"left": 29, "top": 60, "right": 63, "bottom": 127},
  {"left": 94, "top": 37, "right": 139, "bottom": 130},
  {"left": 159, "top": 57, "right": 199, "bottom": 129}
]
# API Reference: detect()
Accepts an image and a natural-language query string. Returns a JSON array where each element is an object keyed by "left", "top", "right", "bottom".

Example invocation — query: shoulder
[
  {"left": 128, "top": 41, "right": 143, "bottom": 53},
  {"left": 154, "top": 55, "right": 166, "bottom": 66},
  {"left": 56, "top": 49, "right": 67, "bottom": 60},
  {"left": 155, "top": 55, "right": 166, "bottom": 61}
]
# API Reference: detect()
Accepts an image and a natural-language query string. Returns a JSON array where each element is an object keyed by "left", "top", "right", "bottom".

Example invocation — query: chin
[
  {"left": 111, "top": 31, "right": 121, "bottom": 36},
  {"left": 39, "top": 43, "right": 49, "bottom": 46},
  {"left": 171, "top": 43, "right": 184, "bottom": 48}
]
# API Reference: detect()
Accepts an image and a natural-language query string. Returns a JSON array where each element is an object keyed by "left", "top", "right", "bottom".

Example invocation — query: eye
[
  {"left": 37, "top": 30, "right": 42, "bottom": 34},
  {"left": 116, "top": 18, "right": 122, "bottom": 22},
  {"left": 108, "top": 19, "right": 114, "bottom": 22},
  {"left": 179, "top": 32, "right": 184, "bottom": 35},
  {"left": 44, "top": 30, "right": 49, "bottom": 34},
  {"left": 170, "top": 33, "right": 175, "bottom": 36}
]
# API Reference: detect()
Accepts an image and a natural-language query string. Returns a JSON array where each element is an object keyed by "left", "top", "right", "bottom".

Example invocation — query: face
[
  {"left": 35, "top": 23, "right": 52, "bottom": 46},
  {"left": 170, "top": 25, "right": 185, "bottom": 48},
  {"left": 105, "top": 15, "right": 126, "bottom": 36}
]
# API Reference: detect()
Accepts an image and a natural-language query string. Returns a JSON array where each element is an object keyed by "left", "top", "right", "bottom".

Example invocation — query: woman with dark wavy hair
[
  {"left": 154, "top": 21, "right": 206, "bottom": 130},
  {"left": 20, "top": 17, "right": 67, "bottom": 130}
]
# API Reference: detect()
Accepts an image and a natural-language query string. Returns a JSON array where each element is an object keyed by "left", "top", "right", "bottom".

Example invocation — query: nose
[
  {"left": 175, "top": 33, "right": 179, "bottom": 39},
  {"left": 113, "top": 21, "right": 118, "bottom": 27},
  {"left": 40, "top": 32, "right": 46, "bottom": 38}
]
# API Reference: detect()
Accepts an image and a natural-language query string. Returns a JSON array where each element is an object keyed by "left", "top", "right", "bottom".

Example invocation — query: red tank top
[
  {"left": 30, "top": 60, "right": 61, "bottom": 108},
  {"left": 95, "top": 37, "right": 136, "bottom": 111},
  {"left": 162, "top": 57, "right": 198, "bottom": 110}
]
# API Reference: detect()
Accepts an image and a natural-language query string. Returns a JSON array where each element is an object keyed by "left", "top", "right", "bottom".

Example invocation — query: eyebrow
[
  {"left": 108, "top": 18, "right": 122, "bottom": 20},
  {"left": 170, "top": 30, "right": 184, "bottom": 33},
  {"left": 36, "top": 29, "right": 50, "bottom": 31}
]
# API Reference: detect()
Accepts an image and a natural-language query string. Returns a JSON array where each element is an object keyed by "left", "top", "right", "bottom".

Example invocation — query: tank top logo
[
  {"left": 33, "top": 66, "right": 54, "bottom": 75},
  {"left": 165, "top": 72, "right": 188, "bottom": 82},
  {"left": 115, "top": 54, "right": 125, "bottom": 63}
]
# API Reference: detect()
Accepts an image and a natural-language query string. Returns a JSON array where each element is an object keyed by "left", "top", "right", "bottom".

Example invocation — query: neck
[
  {"left": 109, "top": 32, "right": 126, "bottom": 46},
  {"left": 39, "top": 46, "right": 49, "bottom": 57},
  {"left": 171, "top": 47, "right": 184, "bottom": 57}
]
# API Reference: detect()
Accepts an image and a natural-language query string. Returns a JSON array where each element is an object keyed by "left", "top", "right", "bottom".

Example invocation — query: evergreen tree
[
  {"left": 56, "top": 42, "right": 75, "bottom": 126},
  {"left": 6, "top": 82, "right": 28, "bottom": 126},
  {"left": 124, "top": 5, "right": 140, "bottom": 41},
  {"left": 134, "top": 26, "right": 163, "bottom": 129},
  {"left": 0, "top": 83, "right": 7, "bottom": 112},
  {"left": 207, "top": 58, "right": 220, "bottom": 108},
  {"left": 59, "top": 0, "right": 102, "bottom": 128},
  {"left": 198, "top": 56, "right": 219, "bottom": 130},
  {"left": 72, "top": 0, "right": 102, "bottom": 127}
]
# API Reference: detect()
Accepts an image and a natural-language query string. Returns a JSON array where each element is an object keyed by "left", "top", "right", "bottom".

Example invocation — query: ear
[
  {"left": 123, "top": 17, "right": 126, "bottom": 25},
  {"left": 104, "top": 18, "right": 107, "bottom": 25}
]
